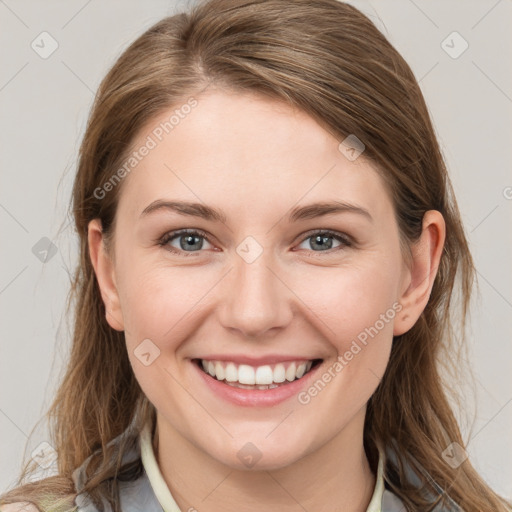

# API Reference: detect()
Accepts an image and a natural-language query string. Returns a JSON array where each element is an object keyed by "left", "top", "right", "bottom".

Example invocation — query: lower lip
[{"left": 192, "top": 359, "right": 322, "bottom": 407}]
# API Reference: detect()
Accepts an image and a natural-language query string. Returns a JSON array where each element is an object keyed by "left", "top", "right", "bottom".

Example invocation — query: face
[{"left": 91, "top": 89, "right": 417, "bottom": 471}]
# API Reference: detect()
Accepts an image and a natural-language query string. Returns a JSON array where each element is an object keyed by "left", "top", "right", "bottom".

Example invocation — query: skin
[{"left": 89, "top": 89, "right": 445, "bottom": 512}]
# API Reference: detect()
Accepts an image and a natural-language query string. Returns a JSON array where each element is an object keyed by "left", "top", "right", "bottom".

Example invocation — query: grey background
[{"left": 1, "top": 0, "right": 511, "bottom": 500}]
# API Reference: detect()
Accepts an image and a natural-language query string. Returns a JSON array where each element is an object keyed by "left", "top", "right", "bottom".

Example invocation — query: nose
[{"left": 217, "top": 247, "right": 294, "bottom": 339}]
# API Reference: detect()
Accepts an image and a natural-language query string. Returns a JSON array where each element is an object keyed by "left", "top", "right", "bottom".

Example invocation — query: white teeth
[
  {"left": 255, "top": 365, "right": 273, "bottom": 385},
  {"left": 198, "top": 358, "right": 317, "bottom": 386},
  {"left": 273, "top": 363, "right": 286, "bottom": 383},
  {"left": 238, "top": 364, "right": 255, "bottom": 385},
  {"left": 214, "top": 361, "right": 225, "bottom": 381},
  {"left": 296, "top": 362, "right": 307, "bottom": 379},
  {"left": 285, "top": 363, "right": 297, "bottom": 382},
  {"left": 225, "top": 362, "right": 238, "bottom": 382},
  {"left": 226, "top": 382, "right": 280, "bottom": 390}
]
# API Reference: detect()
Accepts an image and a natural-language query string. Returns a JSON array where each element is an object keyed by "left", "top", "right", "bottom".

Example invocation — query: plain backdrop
[{"left": 1, "top": 0, "right": 511, "bottom": 500}]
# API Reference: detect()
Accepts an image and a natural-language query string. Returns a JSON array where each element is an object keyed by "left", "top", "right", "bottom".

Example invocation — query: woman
[{"left": 1, "top": 0, "right": 510, "bottom": 510}]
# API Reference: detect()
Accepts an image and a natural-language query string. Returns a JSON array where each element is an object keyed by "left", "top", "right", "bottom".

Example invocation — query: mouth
[{"left": 192, "top": 358, "right": 323, "bottom": 390}]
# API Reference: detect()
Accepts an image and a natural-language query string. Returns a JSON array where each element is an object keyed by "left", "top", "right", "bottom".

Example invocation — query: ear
[
  {"left": 393, "top": 210, "right": 446, "bottom": 336},
  {"left": 88, "top": 219, "right": 125, "bottom": 331}
]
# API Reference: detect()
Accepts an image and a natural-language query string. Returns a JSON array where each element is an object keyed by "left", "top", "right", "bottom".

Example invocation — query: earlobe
[
  {"left": 393, "top": 210, "right": 446, "bottom": 336},
  {"left": 88, "top": 219, "right": 125, "bottom": 332}
]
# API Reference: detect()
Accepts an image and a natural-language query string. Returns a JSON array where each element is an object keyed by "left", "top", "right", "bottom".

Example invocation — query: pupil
[
  {"left": 312, "top": 234, "right": 332, "bottom": 251},
  {"left": 181, "top": 234, "right": 202, "bottom": 251}
]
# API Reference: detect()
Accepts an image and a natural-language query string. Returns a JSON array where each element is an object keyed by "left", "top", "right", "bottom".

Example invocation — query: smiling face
[{"left": 88, "top": 89, "right": 428, "bottom": 471}]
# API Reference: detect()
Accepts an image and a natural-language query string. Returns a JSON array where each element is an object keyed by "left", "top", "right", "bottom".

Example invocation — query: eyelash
[{"left": 157, "top": 228, "right": 353, "bottom": 257}]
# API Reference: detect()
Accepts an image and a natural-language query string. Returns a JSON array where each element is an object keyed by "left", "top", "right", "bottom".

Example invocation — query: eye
[
  {"left": 157, "top": 228, "right": 353, "bottom": 257},
  {"left": 295, "top": 230, "right": 352, "bottom": 253},
  {"left": 158, "top": 229, "right": 213, "bottom": 255}
]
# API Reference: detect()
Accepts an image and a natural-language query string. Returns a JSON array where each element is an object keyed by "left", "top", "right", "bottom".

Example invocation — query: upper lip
[{"left": 193, "top": 355, "right": 322, "bottom": 366}]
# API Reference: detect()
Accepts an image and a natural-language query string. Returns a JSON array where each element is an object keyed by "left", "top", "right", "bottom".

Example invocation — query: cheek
[
  {"left": 117, "top": 264, "right": 207, "bottom": 397},
  {"left": 297, "top": 266, "right": 400, "bottom": 407},
  {"left": 117, "top": 259, "right": 214, "bottom": 345},
  {"left": 290, "top": 258, "right": 401, "bottom": 410},
  {"left": 295, "top": 258, "right": 401, "bottom": 346}
]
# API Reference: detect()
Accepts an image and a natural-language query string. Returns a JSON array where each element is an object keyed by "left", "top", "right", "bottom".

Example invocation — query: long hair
[{"left": 1, "top": 1, "right": 509, "bottom": 510}]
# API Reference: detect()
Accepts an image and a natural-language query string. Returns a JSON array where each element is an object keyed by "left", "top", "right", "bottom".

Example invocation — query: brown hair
[{"left": 1, "top": 0, "right": 510, "bottom": 510}]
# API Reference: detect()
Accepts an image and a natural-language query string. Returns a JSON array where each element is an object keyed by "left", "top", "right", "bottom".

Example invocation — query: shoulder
[
  {"left": 382, "top": 489, "right": 406, "bottom": 511},
  {"left": 0, "top": 503, "right": 40, "bottom": 512}
]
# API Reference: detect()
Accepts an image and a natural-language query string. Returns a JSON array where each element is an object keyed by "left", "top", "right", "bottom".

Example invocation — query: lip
[
  {"left": 196, "top": 354, "right": 316, "bottom": 366},
  {"left": 191, "top": 358, "right": 323, "bottom": 407}
]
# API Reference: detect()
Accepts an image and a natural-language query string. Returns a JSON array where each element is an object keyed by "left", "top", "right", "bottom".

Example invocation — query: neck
[{"left": 154, "top": 407, "right": 377, "bottom": 512}]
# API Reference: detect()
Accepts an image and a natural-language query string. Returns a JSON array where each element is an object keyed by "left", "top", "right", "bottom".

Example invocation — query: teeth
[
  {"left": 238, "top": 364, "right": 255, "bottom": 385},
  {"left": 285, "top": 363, "right": 297, "bottom": 381},
  {"left": 214, "top": 361, "right": 225, "bottom": 381},
  {"left": 225, "top": 362, "right": 238, "bottom": 382},
  {"left": 198, "top": 359, "right": 315, "bottom": 386},
  {"left": 273, "top": 364, "right": 286, "bottom": 383},
  {"left": 226, "top": 382, "right": 280, "bottom": 390},
  {"left": 255, "top": 365, "right": 273, "bottom": 385},
  {"left": 296, "top": 362, "right": 307, "bottom": 379}
]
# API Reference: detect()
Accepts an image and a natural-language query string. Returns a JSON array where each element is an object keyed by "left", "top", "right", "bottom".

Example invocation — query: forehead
[{"left": 116, "top": 90, "right": 393, "bottom": 225}]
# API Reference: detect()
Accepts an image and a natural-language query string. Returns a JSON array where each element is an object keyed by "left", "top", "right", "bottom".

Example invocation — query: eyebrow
[{"left": 139, "top": 200, "right": 373, "bottom": 223}]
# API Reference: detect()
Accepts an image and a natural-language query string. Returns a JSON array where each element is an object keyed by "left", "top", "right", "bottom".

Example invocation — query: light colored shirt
[{"left": 74, "top": 415, "right": 448, "bottom": 511}]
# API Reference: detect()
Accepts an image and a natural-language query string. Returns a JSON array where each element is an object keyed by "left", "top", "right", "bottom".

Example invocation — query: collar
[{"left": 139, "top": 416, "right": 399, "bottom": 512}]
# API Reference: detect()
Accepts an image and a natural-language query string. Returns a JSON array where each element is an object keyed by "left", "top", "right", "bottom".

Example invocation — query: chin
[{"left": 206, "top": 437, "right": 312, "bottom": 472}]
